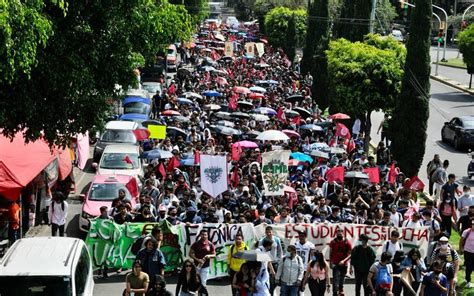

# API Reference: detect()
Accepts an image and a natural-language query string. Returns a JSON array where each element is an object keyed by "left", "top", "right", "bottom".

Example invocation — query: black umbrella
[
  {"left": 166, "top": 127, "right": 187, "bottom": 138},
  {"left": 233, "top": 250, "right": 272, "bottom": 262},
  {"left": 285, "top": 95, "right": 304, "bottom": 103},
  {"left": 285, "top": 110, "right": 300, "bottom": 118},
  {"left": 141, "top": 119, "right": 162, "bottom": 127},
  {"left": 231, "top": 112, "right": 251, "bottom": 119},
  {"left": 177, "top": 68, "right": 192, "bottom": 76},
  {"left": 237, "top": 101, "right": 253, "bottom": 109},
  {"left": 214, "top": 125, "right": 242, "bottom": 136},
  {"left": 293, "top": 107, "right": 312, "bottom": 118}
]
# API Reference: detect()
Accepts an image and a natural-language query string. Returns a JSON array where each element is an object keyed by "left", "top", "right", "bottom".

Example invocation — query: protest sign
[
  {"left": 261, "top": 150, "right": 291, "bottom": 196},
  {"left": 200, "top": 154, "right": 228, "bottom": 198},
  {"left": 224, "top": 41, "right": 233, "bottom": 57},
  {"left": 148, "top": 124, "right": 166, "bottom": 139}
]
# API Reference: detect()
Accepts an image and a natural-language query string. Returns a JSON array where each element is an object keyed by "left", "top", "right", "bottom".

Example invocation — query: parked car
[
  {"left": 142, "top": 81, "right": 162, "bottom": 97},
  {"left": 79, "top": 174, "right": 138, "bottom": 232},
  {"left": 94, "top": 144, "right": 143, "bottom": 182},
  {"left": 0, "top": 237, "right": 94, "bottom": 295},
  {"left": 441, "top": 115, "right": 474, "bottom": 150},
  {"left": 226, "top": 16, "right": 239, "bottom": 28},
  {"left": 93, "top": 120, "right": 139, "bottom": 162},
  {"left": 166, "top": 44, "right": 178, "bottom": 71},
  {"left": 390, "top": 30, "right": 404, "bottom": 42}
]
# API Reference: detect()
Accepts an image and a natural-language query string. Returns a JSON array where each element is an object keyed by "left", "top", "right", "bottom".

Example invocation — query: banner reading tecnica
[{"left": 85, "top": 221, "right": 429, "bottom": 278}]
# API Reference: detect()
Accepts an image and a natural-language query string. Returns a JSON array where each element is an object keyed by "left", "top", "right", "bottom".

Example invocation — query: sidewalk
[{"left": 430, "top": 47, "right": 473, "bottom": 95}]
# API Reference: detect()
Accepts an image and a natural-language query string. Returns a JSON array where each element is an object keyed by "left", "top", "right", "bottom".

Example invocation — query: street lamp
[{"left": 400, "top": 1, "right": 448, "bottom": 62}]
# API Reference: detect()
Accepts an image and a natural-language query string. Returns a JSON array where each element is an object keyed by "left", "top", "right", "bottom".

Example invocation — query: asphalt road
[{"left": 430, "top": 46, "right": 471, "bottom": 86}]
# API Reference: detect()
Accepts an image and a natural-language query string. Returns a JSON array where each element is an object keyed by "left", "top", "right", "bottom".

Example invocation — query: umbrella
[
  {"left": 345, "top": 171, "right": 369, "bottom": 179},
  {"left": 300, "top": 124, "right": 323, "bottom": 132},
  {"left": 217, "top": 120, "right": 235, "bottom": 127},
  {"left": 202, "top": 66, "right": 217, "bottom": 72},
  {"left": 329, "top": 113, "right": 351, "bottom": 120},
  {"left": 282, "top": 129, "right": 300, "bottom": 139},
  {"left": 253, "top": 107, "right": 276, "bottom": 116},
  {"left": 140, "top": 149, "right": 173, "bottom": 160},
  {"left": 323, "top": 147, "right": 346, "bottom": 154},
  {"left": 267, "top": 80, "right": 279, "bottom": 85},
  {"left": 161, "top": 110, "right": 180, "bottom": 116},
  {"left": 284, "top": 185, "right": 296, "bottom": 194},
  {"left": 180, "top": 158, "right": 197, "bottom": 166},
  {"left": 293, "top": 107, "right": 312, "bottom": 118},
  {"left": 171, "top": 115, "right": 190, "bottom": 123},
  {"left": 234, "top": 140, "right": 258, "bottom": 149},
  {"left": 255, "top": 62, "right": 270, "bottom": 68},
  {"left": 177, "top": 97, "right": 194, "bottom": 105},
  {"left": 310, "top": 150, "right": 329, "bottom": 159},
  {"left": 246, "top": 130, "right": 261, "bottom": 138},
  {"left": 285, "top": 95, "right": 304, "bottom": 103},
  {"left": 237, "top": 101, "right": 253, "bottom": 109},
  {"left": 212, "top": 69, "right": 228, "bottom": 76},
  {"left": 285, "top": 110, "right": 300, "bottom": 118},
  {"left": 203, "top": 90, "right": 221, "bottom": 97},
  {"left": 288, "top": 159, "right": 303, "bottom": 166},
  {"left": 256, "top": 130, "right": 290, "bottom": 141},
  {"left": 234, "top": 86, "right": 251, "bottom": 94},
  {"left": 251, "top": 114, "right": 270, "bottom": 121},
  {"left": 248, "top": 92, "right": 265, "bottom": 100},
  {"left": 177, "top": 68, "right": 192, "bottom": 76},
  {"left": 290, "top": 152, "right": 313, "bottom": 164},
  {"left": 231, "top": 112, "right": 251, "bottom": 119},
  {"left": 141, "top": 119, "right": 161, "bottom": 127},
  {"left": 183, "top": 92, "right": 203, "bottom": 100},
  {"left": 216, "top": 77, "right": 228, "bottom": 86},
  {"left": 219, "top": 56, "right": 233, "bottom": 62},
  {"left": 233, "top": 250, "right": 272, "bottom": 262},
  {"left": 215, "top": 111, "right": 232, "bottom": 120},
  {"left": 214, "top": 125, "right": 242, "bottom": 136},
  {"left": 249, "top": 86, "right": 266, "bottom": 93},
  {"left": 204, "top": 104, "right": 221, "bottom": 111},
  {"left": 166, "top": 127, "right": 187, "bottom": 138}
]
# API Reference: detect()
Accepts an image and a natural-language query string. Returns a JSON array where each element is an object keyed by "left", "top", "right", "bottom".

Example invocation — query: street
[{"left": 45, "top": 78, "right": 469, "bottom": 296}]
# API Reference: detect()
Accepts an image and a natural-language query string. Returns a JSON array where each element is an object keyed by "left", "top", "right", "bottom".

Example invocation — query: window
[{"left": 74, "top": 247, "right": 91, "bottom": 296}]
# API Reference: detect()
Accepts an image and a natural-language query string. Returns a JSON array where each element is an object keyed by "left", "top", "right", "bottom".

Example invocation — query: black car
[{"left": 441, "top": 115, "right": 474, "bottom": 150}]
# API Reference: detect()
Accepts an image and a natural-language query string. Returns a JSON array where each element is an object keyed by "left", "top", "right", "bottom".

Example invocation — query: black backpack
[{"left": 131, "top": 235, "right": 147, "bottom": 255}]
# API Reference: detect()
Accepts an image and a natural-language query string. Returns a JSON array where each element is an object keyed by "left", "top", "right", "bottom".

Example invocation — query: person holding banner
[{"left": 189, "top": 229, "right": 216, "bottom": 295}]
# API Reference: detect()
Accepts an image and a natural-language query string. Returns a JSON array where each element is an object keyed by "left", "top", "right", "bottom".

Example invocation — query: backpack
[
  {"left": 230, "top": 244, "right": 248, "bottom": 256},
  {"left": 131, "top": 235, "right": 147, "bottom": 255},
  {"left": 384, "top": 241, "right": 402, "bottom": 253},
  {"left": 374, "top": 263, "right": 392, "bottom": 290}
]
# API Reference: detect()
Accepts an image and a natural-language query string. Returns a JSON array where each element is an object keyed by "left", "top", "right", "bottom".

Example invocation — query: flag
[
  {"left": 132, "top": 128, "right": 150, "bottom": 141},
  {"left": 194, "top": 150, "right": 200, "bottom": 165},
  {"left": 261, "top": 150, "right": 291, "bottom": 196},
  {"left": 229, "top": 92, "right": 238, "bottom": 111},
  {"left": 388, "top": 162, "right": 397, "bottom": 184},
  {"left": 276, "top": 107, "right": 286, "bottom": 123},
  {"left": 231, "top": 168, "right": 240, "bottom": 188},
  {"left": 346, "top": 138, "right": 355, "bottom": 153},
  {"left": 125, "top": 177, "right": 138, "bottom": 197},
  {"left": 404, "top": 176, "right": 425, "bottom": 191},
  {"left": 231, "top": 143, "right": 242, "bottom": 161},
  {"left": 335, "top": 123, "right": 351, "bottom": 139},
  {"left": 168, "top": 83, "right": 176, "bottom": 95},
  {"left": 158, "top": 162, "right": 166, "bottom": 180},
  {"left": 291, "top": 116, "right": 301, "bottom": 125},
  {"left": 200, "top": 154, "right": 228, "bottom": 198},
  {"left": 211, "top": 49, "right": 220, "bottom": 60},
  {"left": 167, "top": 156, "right": 180, "bottom": 172},
  {"left": 123, "top": 155, "right": 133, "bottom": 164},
  {"left": 325, "top": 166, "right": 344, "bottom": 184},
  {"left": 364, "top": 167, "right": 380, "bottom": 184}
]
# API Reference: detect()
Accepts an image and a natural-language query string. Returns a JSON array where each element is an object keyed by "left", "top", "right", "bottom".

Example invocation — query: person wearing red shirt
[
  {"left": 7, "top": 200, "right": 20, "bottom": 244},
  {"left": 189, "top": 229, "right": 216, "bottom": 296},
  {"left": 329, "top": 228, "right": 352, "bottom": 296}
]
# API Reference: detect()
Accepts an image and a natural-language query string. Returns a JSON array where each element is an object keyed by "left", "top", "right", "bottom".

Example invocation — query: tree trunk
[{"left": 364, "top": 110, "right": 372, "bottom": 153}]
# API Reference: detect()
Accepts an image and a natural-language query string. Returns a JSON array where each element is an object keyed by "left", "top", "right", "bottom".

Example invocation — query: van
[
  {"left": 0, "top": 237, "right": 94, "bottom": 296},
  {"left": 166, "top": 44, "right": 178, "bottom": 71}
]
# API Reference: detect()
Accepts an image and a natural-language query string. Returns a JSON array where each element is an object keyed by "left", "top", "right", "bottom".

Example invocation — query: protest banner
[
  {"left": 200, "top": 154, "right": 228, "bottom": 198},
  {"left": 261, "top": 150, "right": 291, "bottom": 196},
  {"left": 86, "top": 221, "right": 429, "bottom": 279},
  {"left": 224, "top": 41, "right": 233, "bottom": 57},
  {"left": 254, "top": 223, "right": 430, "bottom": 258},
  {"left": 245, "top": 42, "right": 255, "bottom": 57},
  {"left": 255, "top": 42, "right": 265, "bottom": 57}
]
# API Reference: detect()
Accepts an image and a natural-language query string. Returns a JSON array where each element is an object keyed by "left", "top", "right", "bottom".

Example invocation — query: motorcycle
[{"left": 469, "top": 150, "right": 474, "bottom": 179}]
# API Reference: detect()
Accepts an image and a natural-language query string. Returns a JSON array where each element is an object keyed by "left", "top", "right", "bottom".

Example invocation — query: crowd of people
[{"left": 85, "top": 19, "right": 474, "bottom": 296}]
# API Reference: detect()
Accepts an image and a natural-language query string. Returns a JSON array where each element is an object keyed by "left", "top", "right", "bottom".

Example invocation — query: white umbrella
[
  {"left": 256, "top": 130, "right": 290, "bottom": 141},
  {"left": 215, "top": 111, "right": 232, "bottom": 120},
  {"left": 310, "top": 150, "right": 329, "bottom": 159},
  {"left": 251, "top": 114, "right": 270, "bottom": 121},
  {"left": 249, "top": 86, "right": 267, "bottom": 93},
  {"left": 204, "top": 104, "right": 221, "bottom": 111}
]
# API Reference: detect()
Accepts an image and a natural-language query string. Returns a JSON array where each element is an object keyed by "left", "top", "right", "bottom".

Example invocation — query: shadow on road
[
  {"left": 431, "top": 90, "right": 473, "bottom": 102},
  {"left": 434, "top": 140, "right": 471, "bottom": 154},
  {"left": 66, "top": 214, "right": 85, "bottom": 240}
]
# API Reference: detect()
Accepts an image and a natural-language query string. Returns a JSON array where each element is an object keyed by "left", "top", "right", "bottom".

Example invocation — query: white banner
[
  {"left": 262, "top": 150, "right": 291, "bottom": 196},
  {"left": 255, "top": 42, "right": 265, "bottom": 57},
  {"left": 245, "top": 42, "right": 255, "bottom": 57},
  {"left": 200, "top": 154, "right": 228, "bottom": 198},
  {"left": 254, "top": 223, "right": 430, "bottom": 259},
  {"left": 224, "top": 41, "right": 233, "bottom": 57}
]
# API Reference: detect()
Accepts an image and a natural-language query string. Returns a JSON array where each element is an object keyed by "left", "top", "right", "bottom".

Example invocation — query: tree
[
  {"left": 375, "top": 0, "right": 398, "bottom": 35},
  {"left": 326, "top": 34, "right": 406, "bottom": 151},
  {"left": 351, "top": 0, "right": 372, "bottom": 41},
  {"left": 0, "top": 0, "right": 193, "bottom": 145},
  {"left": 333, "top": 0, "right": 355, "bottom": 39},
  {"left": 285, "top": 16, "right": 297, "bottom": 63},
  {"left": 458, "top": 24, "right": 474, "bottom": 72},
  {"left": 301, "top": 0, "right": 331, "bottom": 109},
  {"left": 169, "top": 0, "right": 208, "bottom": 25},
  {"left": 391, "top": 0, "right": 432, "bottom": 177},
  {"left": 264, "top": 7, "right": 307, "bottom": 49}
]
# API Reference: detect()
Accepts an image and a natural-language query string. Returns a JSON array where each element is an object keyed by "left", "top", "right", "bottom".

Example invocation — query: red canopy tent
[{"left": 0, "top": 133, "right": 61, "bottom": 200}]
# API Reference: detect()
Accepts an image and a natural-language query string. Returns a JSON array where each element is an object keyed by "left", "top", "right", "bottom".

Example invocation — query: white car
[
  {"left": 94, "top": 144, "right": 143, "bottom": 183},
  {"left": 93, "top": 120, "right": 139, "bottom": 162},
  {"left": 142, "top": 81, "right": 162, "bottom": 97},
  {"left": 0, "top": 237, "right": 94, "bottom": 295},
  {"left": 226, "top": 16, "right": 239, "bottom": 28},
  {"left": 390, "top": 30, "right": 404, "bottom": 42}
]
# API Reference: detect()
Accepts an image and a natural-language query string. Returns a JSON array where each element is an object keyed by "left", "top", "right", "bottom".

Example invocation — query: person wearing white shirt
[
  {"left": 48, "top": 193, "right": 68, "bottom": 237},
  {"left": 382, "top": 230, "right": 403, "bottom": 259},
  {"left": 458, "top": 186, "right": 473, "bottom": 217}
]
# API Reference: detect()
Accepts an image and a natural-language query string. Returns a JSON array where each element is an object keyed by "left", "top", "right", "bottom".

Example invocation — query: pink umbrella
[
  {"left": 284, "top": 185, "right": 296, "bottom": 194},
  {"left": 161, "top": 110, "right": 180, "bottom": 116},
  {"left": 248, "top": 92, "right": 265, "bottom": 99},
  {"left": 234, "top": 140, "right": 258, "bottom": 149},
  {"left": 282, "top": 129, "right": 300, "bottom": 139},
  {"left": 216, "top": 76, "right": 228, "bottom": 86},
  {"left": 233, "top": 86, "right": 251, "bottom": 94},
  {"left": 329, "top": 113, "right": 351, "bottom": 120}
]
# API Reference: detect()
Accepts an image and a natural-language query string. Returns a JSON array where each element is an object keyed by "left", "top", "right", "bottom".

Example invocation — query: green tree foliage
[
  {"left": 375, "top": 0, "right": 398, "bottom": 34},
  {"left": 351, "top": 0, "right": 372, "bottom": 42},
  {"left": 285, "top": 16, "right": 297, "bottom": 63},
  {"left": 458, "top": 24, "right": 474, "bottom": 70},
  {"left": 326, "top": 34, "right": 406, "bottom": 149},
  {"left": 391, "top": 0, "right": 432, "bottom": 177},
  {"left": 301, "top": 0, "right": 331, "bottom": 109},
  {"left": 0, "top": 0, "right": 193, "bottom": 145},
  {"left": 169, "top": 0, "right": 208, "bottom": 25},
  {"left": 264, "top": 7, "right": 307, "bottom": 49}
]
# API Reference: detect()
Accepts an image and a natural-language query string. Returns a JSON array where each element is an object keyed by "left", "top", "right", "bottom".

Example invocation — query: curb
[
  {"left": 430, "top": 74, "right": 474, "bottom": 96},
  {"left": 432, "top": 62, "right": 467, "bottom": 70}
]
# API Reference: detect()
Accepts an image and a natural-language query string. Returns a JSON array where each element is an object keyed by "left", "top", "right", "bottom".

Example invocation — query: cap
[{"left": 439, "top": 236, "right": 449, "bottom": 242}]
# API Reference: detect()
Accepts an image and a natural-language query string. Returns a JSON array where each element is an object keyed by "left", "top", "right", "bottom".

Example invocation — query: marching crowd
[{"left": 83, "top": 20, "right": 474, "bottom": 296}]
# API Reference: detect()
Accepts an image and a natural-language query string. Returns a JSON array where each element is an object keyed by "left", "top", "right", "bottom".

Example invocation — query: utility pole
[{"left": 369, "top": 0, "right": 377, "bottom": 34}]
